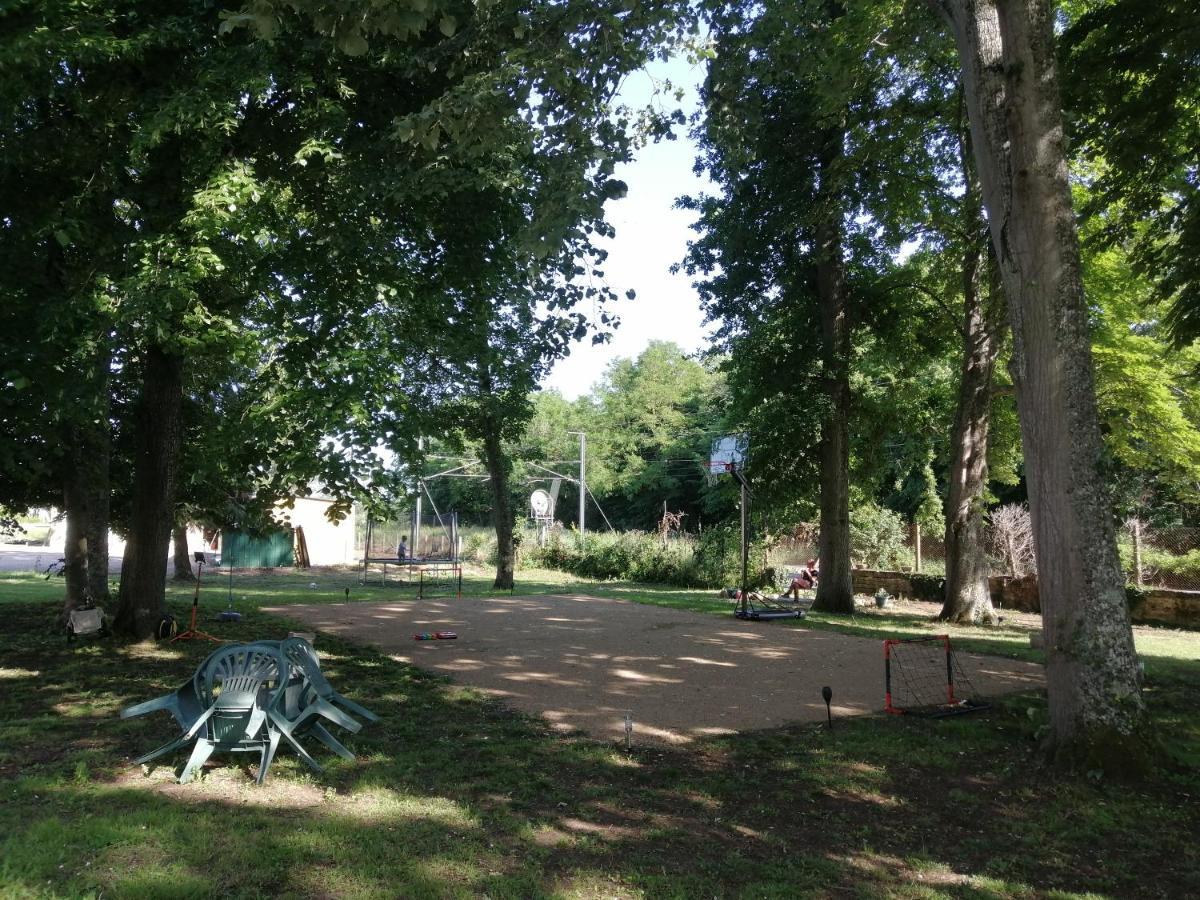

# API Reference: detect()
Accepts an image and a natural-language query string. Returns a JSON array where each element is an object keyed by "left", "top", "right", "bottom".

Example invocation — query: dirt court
[{"left": 266, "top": 594, "right": 1044, "bottom": 747}]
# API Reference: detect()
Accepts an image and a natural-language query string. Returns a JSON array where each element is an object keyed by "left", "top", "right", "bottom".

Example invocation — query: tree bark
[
  {"left": 475, "top": 356, "right": 516, "bottom": 591},
  {"left": 61, "top": 398, "right": 112, "bottom": 616},
  {"left": 481, "top": 422, "right": 516, "bottom": 591},
  {"left": 941, "top": 247, "right": 1003, "bottom": 624},
  {"left": 172, "top": 522, "right": 194, "bottom": 581},
  {"left": 942, "top": 127, "right": 1004, "bottom": 625},
  {"left": 114, "top": 346, "right": 184, "bottom": 639},
  {"left": 812, "top": 123, "right": 855, "bottom": 615},
  {"left": 934, "top": 0, "right": 1149, "bottom": 770},
  {"left": 62, "top": 478, "right": 88, "bottom": 616}
]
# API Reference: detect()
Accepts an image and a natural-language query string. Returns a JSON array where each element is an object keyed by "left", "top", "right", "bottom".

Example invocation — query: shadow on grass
[{"left": 2, "top": 598, "right": 1199, "bottom": 898}]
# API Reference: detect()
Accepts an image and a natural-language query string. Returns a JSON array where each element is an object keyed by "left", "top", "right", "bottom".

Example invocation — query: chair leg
[
  {"left": 268, "top": 712, "right": 324, "bottom": 774},
  {"left": 134, "top": 733, "right": 192, "bottom": 766},
  {"left": 333, "top": 694, "right": 379, "bottom": 723},
  {"left": 258, "top": 730, "right": 281, "bottom": 785},
  {"left": 179, "top": 739, "right": 216, "bottom": 784},
  {"left": 308, "top": 722, "right": 356, "bottom": 761},
  {"left": 313, "top": 698, "right": 362, "bottom": 733},
  {"left": 120, "top": 694, "right": 174, "bottom": 720}
]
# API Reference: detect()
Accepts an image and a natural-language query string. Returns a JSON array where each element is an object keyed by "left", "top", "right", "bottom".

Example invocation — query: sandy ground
[{"left": 266, "top": 593, "right": 1044, "bottom": 747}]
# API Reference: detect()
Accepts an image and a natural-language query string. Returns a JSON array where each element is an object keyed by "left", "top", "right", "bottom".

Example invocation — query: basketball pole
[
  {"left": 729, "top": 462, "right": 750, "bottom": 614},
  {"left": 739, "top": 468, "right": 749, "bottom": 606}
]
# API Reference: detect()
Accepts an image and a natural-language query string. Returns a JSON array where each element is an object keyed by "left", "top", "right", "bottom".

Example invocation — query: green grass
[{"left": 1, "top": 570, "right": 1199, "bottom": 897}]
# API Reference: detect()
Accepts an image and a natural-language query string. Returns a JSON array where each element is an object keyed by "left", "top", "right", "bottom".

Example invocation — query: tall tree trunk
[
  {"left": 61, "top": 350, "right": 113, "bottom": 616},
  {"left": 172, "top": 522, "right": 194, "bottom": 581},
  {"left": 942, "top": 121, "right": 1004, "bottom": 625},
  {"left": 481, "top": 423, "right": 515, "bottom": 591},
  {"left": 82, "top": 350, "right": 112, "bottom": 605},
  {"left": 61, "top": 478, "right": 89, "bottom": 617},
  {"left": 475, "top": 356, "right": 516, "bottom": 591},
  {"left": 941, "top": 246, "right": 1003, "bottom": 623},
  {"left": 114, "top": 346, "right": 184, "bottom": 639},
  {"left": 812, "top": 123, "right": 854, "bottom": 615},
  {"left": 934, "top": 0, "right": 1149, "bottom": 770}
]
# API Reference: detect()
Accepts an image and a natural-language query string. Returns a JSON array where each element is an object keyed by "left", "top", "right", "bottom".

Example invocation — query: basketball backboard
[
  {"left": 530, "top": 489, "right": 553, "bottom": 519},
  {"left": 708, "top": 434, "right": 748, "bottom": 475}
]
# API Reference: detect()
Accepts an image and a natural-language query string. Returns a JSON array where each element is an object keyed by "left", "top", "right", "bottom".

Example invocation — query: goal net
[{"left": 883, "top": 635, "right": 990, "bottom": 717}]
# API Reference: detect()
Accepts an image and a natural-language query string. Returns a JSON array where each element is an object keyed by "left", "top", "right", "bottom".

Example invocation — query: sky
[{"left": 540, "top": 55, "right": 715, "bottom": 401}]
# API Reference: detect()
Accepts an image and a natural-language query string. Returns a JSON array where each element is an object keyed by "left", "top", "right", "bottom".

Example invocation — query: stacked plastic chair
[{"left": 120, "top": 638, "right": 376, "bottom": 784}]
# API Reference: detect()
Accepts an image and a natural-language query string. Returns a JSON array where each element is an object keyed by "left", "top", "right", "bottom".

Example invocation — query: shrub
[
  {"left": 524, "top": 526, "right": 759, "bottom": 589},
  {"left": 909, "top": 573, "right": 946, "bottom": 604},
  {"left": 460, "top": 527, "right": 497, "bottom": 565},
  {"left": 850, "top": 504, "right": 908, "bottom": 570}
]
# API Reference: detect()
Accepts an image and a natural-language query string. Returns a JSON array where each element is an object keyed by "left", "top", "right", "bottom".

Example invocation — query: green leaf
[
  {"left": 337, "top": 31, "right": 369, "bottom": 57},
  {"left": 439, "top": 16, "right": 457, "bottom": 38}
]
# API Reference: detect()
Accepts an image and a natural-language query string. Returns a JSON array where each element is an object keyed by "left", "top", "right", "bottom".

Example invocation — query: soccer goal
[{"left": 883, "top": 635, "right": 990, "bottom": 717}]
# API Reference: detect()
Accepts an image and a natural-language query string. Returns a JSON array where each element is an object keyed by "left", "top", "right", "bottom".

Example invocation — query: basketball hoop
[{"left": 708, "top": 434, "right": 748, "bottom": 477}]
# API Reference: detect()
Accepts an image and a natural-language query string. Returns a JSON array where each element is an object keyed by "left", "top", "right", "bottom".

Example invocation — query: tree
[
  {"left": 940, "top": 117, "right": 1007, "bottom": 624},
  {"left": 684, "top": 0, "right": 972, "bottom": 612},
  {"left": 583, "top": 343, "right": 728, "bottom": 531},
  {"left": 1061, "top": 1, "right": 1200, "bottom": 346},
  {"left": 930, "top": 0, "right": 1148, "bottom": 770},
  {"left": 683, "top": 1, "right": 863, "bottom": 612}
]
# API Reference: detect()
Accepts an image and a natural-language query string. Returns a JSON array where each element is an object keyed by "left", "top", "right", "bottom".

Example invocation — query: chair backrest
[
  {"left": 68, "top": 608, "right": 104, "bottom": 635},
  {"left": 215, "top": 674, "right": 265, "bottom": 709},
  {"left": 195, "top": 644, "right": 286, "bottom": 706},
  {"left": 280, "top": 637, "right": 332, "bottom": 695}
]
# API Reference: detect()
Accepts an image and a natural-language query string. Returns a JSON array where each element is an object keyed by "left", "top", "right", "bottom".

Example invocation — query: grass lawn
[{"left": 1, "top": 567, "right": 1198, "bottom": 898}]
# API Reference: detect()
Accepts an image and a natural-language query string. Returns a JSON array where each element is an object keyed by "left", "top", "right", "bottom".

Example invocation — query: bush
[
  {"left": 850, "top": 504, "right": 908, "bottom": 570},
  {"left": 460, "top": 527, "right": 497, "bottom": 565},
  {"left": 524, "top": 505, "right": 918, "bottom": 589},
  {"left": 909, "top": 573, "right": 946, "bottom": 603},
  {"left": 523, "top": 525, "right": 771, "bottom": 590},
  {"left": 1117, "top": 540, "right": 1200, "bottom": 587}
]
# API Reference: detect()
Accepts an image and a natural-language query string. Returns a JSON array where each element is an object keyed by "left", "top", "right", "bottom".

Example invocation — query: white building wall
[{"left": 276, "top": 498, "right": 357, "bottom": 566}]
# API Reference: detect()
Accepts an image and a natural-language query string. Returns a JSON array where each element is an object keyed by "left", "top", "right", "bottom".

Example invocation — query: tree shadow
[{"left": 2, "top": 600, "right": 1199, "bottom": 898}]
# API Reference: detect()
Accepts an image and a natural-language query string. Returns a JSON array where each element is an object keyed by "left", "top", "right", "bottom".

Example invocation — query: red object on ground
[{"left": 413, "top": 631, "right": 458, "bottom": 641}]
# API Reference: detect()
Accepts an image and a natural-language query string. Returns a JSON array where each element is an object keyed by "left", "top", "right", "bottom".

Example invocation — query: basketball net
[{"left": 704, "top": 461, "right": 735, "bottom": 488}]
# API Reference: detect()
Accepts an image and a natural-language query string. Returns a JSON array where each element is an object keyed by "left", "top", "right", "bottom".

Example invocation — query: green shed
[{"left": 221, "top": 528, "right": 295, "bottom": 568}]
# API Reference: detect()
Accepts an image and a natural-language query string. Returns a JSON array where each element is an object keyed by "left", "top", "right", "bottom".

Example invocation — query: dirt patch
[{"left": 266, "top": 593, "right": 1043, "bottom": 747}]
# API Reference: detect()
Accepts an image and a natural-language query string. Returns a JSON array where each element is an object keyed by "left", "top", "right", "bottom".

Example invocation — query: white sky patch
[{"left": 541, "top": 54, "right": 715, "bottom": 400}]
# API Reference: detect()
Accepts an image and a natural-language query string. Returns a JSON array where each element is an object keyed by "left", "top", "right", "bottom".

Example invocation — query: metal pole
[
  {"left": 913, "top": 521, "right": 922, "bottom": 574},
  {"left": 414, "top": 436, "right": 423, "bottom": 560},
  {"left": 738, "top": 465, "right": 749, "bottom": 602},
  {"left": 568, "top": 431, "right": 586, "bottom": 543}
]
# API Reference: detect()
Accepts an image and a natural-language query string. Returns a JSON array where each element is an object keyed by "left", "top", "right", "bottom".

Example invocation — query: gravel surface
[{"left": 268, "top": 593, "right": 1044, "bottom": 747}]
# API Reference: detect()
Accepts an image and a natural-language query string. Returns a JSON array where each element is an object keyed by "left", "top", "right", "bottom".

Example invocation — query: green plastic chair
[
  {"left": 281, "top": 637, "right": 379, "bottom": 724},
  {"left": 121, "top": 682, "right": 207, "bottom": 767},
  {"left": 179, "top": 644, "right": 288, "bottom": 784},
  {"left": 255, "top": 638, "right": 365, "bottom": 774},
  {"left": 121, "top": 680, "right": 205, "bottom": 733}
]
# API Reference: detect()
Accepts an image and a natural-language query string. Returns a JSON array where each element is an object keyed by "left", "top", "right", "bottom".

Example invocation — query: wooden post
[
  {"left": 912, "top": 521, "right": 922, "bottom": 574},
  {"left": 1132, "top": 519, "right": 1143, "bottom": 587}
]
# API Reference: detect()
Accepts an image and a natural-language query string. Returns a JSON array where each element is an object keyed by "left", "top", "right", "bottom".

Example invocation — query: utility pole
[
  {"left": 567, "top": 431, "right": 586, "bottom": 542},
  {"left": 413, "top": 436, "right": 423, "bottom": 560}
]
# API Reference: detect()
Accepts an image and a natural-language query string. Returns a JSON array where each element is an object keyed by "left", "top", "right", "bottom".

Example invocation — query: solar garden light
[{"left": 821, "top": 686, "right": 833, "bottom": 730}]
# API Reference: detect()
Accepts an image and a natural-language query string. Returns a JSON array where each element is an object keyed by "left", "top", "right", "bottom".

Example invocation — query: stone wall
[
  {"left": 851, "top": 569, "right": 918, "bottom": 599},
  {"left": 850, "top": 569, "right": 1200, "bottom": 629},
  {"left": 1131, "top": 589, "right": 1200, "bottom": 628}
]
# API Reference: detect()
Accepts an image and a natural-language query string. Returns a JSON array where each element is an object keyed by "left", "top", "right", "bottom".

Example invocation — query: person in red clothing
[{"left": 785, "top": 559, "right": 819, "bottom": 598}]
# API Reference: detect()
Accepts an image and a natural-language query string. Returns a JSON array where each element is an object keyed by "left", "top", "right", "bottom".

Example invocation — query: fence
[
  {"left": 1123, "top": 522, "right": 1200, "bottom": 591},
  {"left": 771, "top": 511, "right": 1200, "bottom": 590}
]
